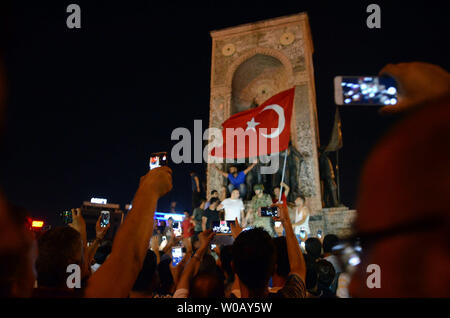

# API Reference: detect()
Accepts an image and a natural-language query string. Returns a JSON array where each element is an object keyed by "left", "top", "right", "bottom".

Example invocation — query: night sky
[{"left": 0, "top": 1, "right": 448, "bottom": 225}]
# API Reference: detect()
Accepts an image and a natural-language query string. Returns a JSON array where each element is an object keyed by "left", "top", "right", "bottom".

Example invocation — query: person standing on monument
[
  {"left": 218, "top": 189, "right": 245, "bottom": 224},
  {"left": 291, "top": 194, "right": 311, "bottom": 241},
  {"left": 190, "top": 171, "right": 202, "bottom": 210},
  {"left": 247, "top": 184, "right": 276, "bottom": 236},
  {"left": 213, "top": 163, "right": 257, "bottom": 199}
]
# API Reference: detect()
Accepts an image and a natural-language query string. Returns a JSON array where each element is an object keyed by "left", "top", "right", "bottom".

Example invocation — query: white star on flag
[{"left": 246, "top": 117, "right": 260, "bottom": 131}]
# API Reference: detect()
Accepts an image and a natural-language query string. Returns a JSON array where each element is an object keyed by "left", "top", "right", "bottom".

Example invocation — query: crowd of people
[{"left": 0, "top": 62, "right": 449, "bottom": 298}]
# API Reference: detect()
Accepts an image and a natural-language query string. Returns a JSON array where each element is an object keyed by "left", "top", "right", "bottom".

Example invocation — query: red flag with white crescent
[{"left": 211, "top": 87, "right": 295, "bottom": 159}]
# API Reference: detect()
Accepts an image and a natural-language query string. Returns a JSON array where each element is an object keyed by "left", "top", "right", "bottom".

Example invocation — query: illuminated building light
[
  {"left": 32, "top": 220, "right": 44, "bottom": 228},
  {"left": 91, "top": 198, "right": 107, "bottom": 204}
]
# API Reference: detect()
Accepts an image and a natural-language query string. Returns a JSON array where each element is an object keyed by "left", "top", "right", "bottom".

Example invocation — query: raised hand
[
  {"left": 198, "top": 229, "right": 215, "bottom": 250},
  {"left": 95, "top": 214, "right": 110, "bottom": 240},
  {"left": 138, "top": 166, "right": 173, "bottom": 199},
  {"left": 272, "top": 203, "right": 289, "bottom": 225},
  {"left": 69, "top": 208, "right": 87, "bottom": 246},
  {"left": 379, "top": 62, "right": 450, "bottom": 114},
  {"left": 230, "top": 217, "right": 243, "bottom": 239}
]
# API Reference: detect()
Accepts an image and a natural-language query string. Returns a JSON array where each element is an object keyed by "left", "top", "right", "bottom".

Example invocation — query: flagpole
[{"left": 279, "top": 150, "right": 288, "bottom": 202}]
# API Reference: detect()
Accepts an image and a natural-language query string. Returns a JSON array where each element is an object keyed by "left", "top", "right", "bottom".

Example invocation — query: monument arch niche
[
  {"left": 231, "top": 53, "right": 290, "bottom": 114},
  {"left": 207, "top": 13, "right": 323, "bottom": 213}
]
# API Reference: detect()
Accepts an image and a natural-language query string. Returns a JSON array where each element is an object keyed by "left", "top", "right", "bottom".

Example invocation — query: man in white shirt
[{"left": 218, "top": 189, "right": 245, "bottom": 224}]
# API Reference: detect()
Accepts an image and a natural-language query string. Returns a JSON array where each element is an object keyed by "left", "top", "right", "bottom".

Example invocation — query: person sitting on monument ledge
[
  {"left": 213, "top": 162, "right": 257, "bottom": 199},
  {"left": 248, "top": 184, "right": 276, "bottom": 236},
  {"left": 272, "top": 182, "right": 290, "bottom": 207},
  {"left": 204, "top": 190, "right": 218, "bottom": 210},
  {"left": 291, "top": 194, "right": 311, "bottom": 241}
]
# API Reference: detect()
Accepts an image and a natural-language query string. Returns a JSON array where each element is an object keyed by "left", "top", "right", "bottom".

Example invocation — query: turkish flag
[{"left": 211, "top": 87, "right": 295, "bottom": 159}]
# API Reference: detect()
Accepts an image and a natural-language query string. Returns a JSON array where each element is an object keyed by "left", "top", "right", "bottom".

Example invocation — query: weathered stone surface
[{"left": 309, "top": 207, "right": 357, "bottom": 238}]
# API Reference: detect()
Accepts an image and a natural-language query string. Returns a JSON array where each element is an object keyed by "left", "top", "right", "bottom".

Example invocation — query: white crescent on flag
[{"left": 260, "top": 104, "right": 285, "bottom": 139}]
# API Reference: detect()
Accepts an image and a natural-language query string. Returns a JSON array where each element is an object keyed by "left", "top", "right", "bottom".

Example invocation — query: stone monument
[{"left": 206, "top": 13, "right": 356, "bottom": 235}]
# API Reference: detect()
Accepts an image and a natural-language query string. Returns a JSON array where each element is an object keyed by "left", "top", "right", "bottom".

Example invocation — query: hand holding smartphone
[
  {"left": 334, "top": 75, "right": 398, "bottom": 106},
  {"left": 172, "top": 247, "right": 183, "bottom": 266},
  {"left": 100, "top": 211, "right": 110, "bottom": 228},
  {"left": 149, "top": 152, "right": 168, "bottom": 170},
  {"left": 260, "top": 206, "right": 279, "bottom": 218}
]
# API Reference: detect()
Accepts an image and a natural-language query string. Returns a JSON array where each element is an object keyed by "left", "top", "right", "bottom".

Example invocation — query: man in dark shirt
[
  {"left": 202, "top": 197, "right": 220, "bottom": 231},
  {"left": 213, "top": 163, "right": 256, "bottom": 198}
]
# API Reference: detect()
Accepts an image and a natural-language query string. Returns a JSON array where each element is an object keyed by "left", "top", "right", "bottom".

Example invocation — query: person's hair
[
  {"left": 296, "top": 194, "right": 306, "bottom": 203},
  {"left": 190, "top": 272, "right": 225, "bottom": 298},
  {"left": 210, "top": 190, "right": 218, "bottom": 195},
  {"left": 323, "top": 234, "right": 339, "bottom": 254},
  {"left": 305, "top": 238, "right": 322, "bottom": 260},
  {"left": 228, "top": 165, "right": 237, "bottom": 171},
  {"left": 168, "top": 217, "right": 174, "bottom": 222},
  {"left": 36, "top": 226, "right": 82, "bottom": 288},
  {"left": 209, "top": 197, "right": 220, "bottom": 206},
  {"left": 304, "top": 254, "right": 318, "bottom": 290},
  {"left": 132, "top": 250, "right": 158, "bottom": 293},
  {"left": 232, "top": 228, "right": 275, "bottom": 290},
  {"left": 197, "top": 254, "right": 218, "bottom": 275},
  {"left": 156, "top": 258, "right": 174, "bottom": 295},
  {"left": 273, "top": 237, "right": 290, "bottom": 278},
  {"left": 231, "top": 189, "right": 239, "bottom": 194},
  {"left": 93, "top": 240, "right": 112, "bottom": 264},
  {"left": 315, "top": 259, "right": 336, "bottom": 288},
  {"left": 198, "top": 198, "right": 207, "bottom": 206}
]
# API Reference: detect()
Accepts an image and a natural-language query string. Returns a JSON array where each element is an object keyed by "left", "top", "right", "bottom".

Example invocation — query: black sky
[{"left": 0, "top": 1, "right": 448, "bottom": 225}]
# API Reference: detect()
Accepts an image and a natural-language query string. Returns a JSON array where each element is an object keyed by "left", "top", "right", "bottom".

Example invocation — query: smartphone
[
  {"left": 212, "top": 221, "right": 231, "bottom": 234},
  {"left": 300, "top": 229, "right": 306, "bottom": 240},
  {"left": 172, "top": 247, "right": 182, "bottom": 266},
  {"left": 317, "top": 230, "right": 322, "bottom": 239},
  {"left": 275, "top": 221, "right": 282, "bottom": 227},
  {"left": 61, "top": 210, "right": 73, "bottom": 225},
  {"left": 211, "top": 244, "right": 217, "bottom": 250},
  {"left": 260, "top": 206, "right": 279, "bottom": 217},
  {"left": 334, "top": 76, "right": 398, "bottom": 106},
  {"left": 100, "top": 211, "right": 110, "bottom": 227},
  {"left": 173, "top": 223, "right": 182, "bottom": 237},
  {"left": 149, "top": 152, "right": 168, "bottom": 170}
]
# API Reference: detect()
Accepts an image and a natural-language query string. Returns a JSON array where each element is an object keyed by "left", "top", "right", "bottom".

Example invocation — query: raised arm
[
  {"left": 280, "top": 181, "right": 290, "bottom": 198},
  {"left": 86, "top": 216, "right": 111, "bottom": 266},
  {"left": 174, "top": 230, "right": 215, "bottom": 293},
  {"left": 274, "top": 203, "right": 306, "bottom": 281},
  {"left": 243, "top": 162, "right": 257, "bottom": 175},
  {"left": 213, "top": 164, "right": 229, "bottom": 178},
  {"left": 202, "top": 216, "right": 207, "bottom": 232},
  {"left": 291, "top": 207, "right": 310, "bottom": 227},
  {"left": 84, "top": 167, "right": 172, "bottom": 298},
  {"left": 194, "top": 175, "right": 200, "bottom": 193}
]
